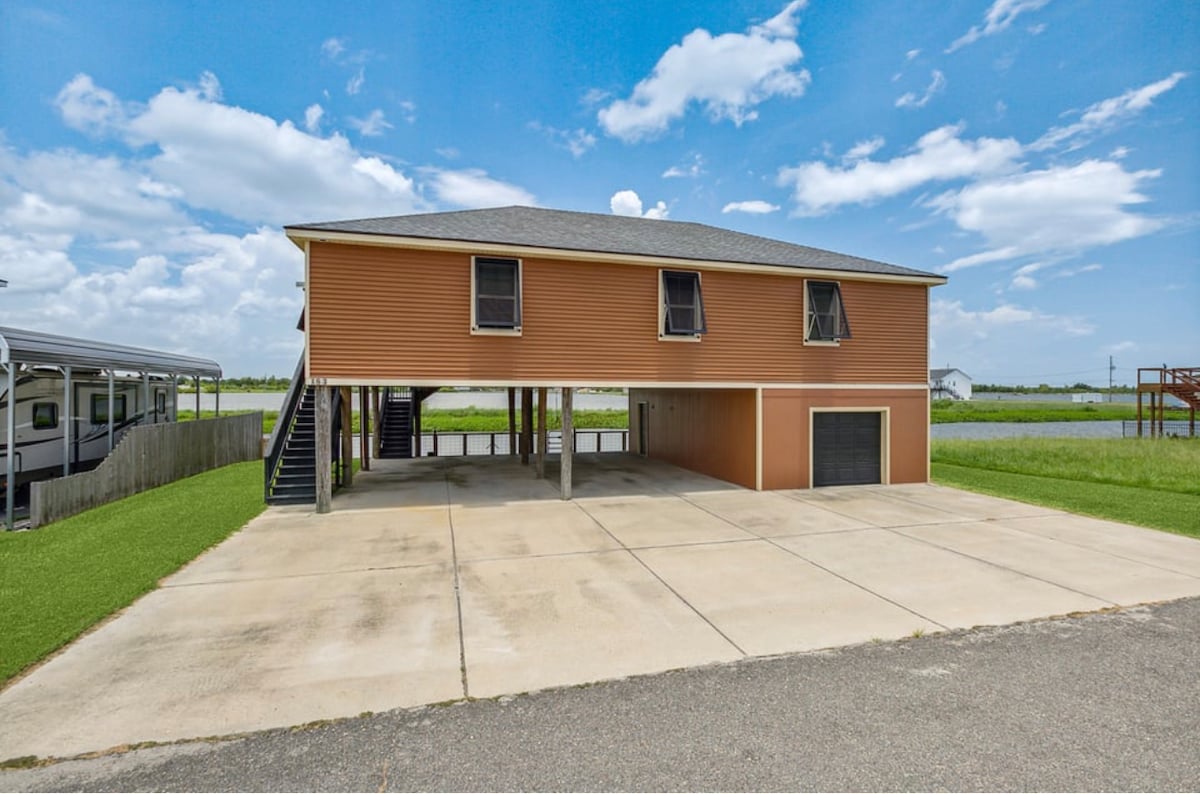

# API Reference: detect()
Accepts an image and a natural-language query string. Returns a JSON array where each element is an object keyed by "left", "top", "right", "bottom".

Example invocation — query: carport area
[{"left": 3, "top": 453, "right": 1200, "bottom": 761}]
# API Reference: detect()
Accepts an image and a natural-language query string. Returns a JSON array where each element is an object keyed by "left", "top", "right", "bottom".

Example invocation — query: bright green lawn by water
[
  {"left": 932, "top": 437, "right": 1200, "bottom": 537},
  {"left": 0, "top": 461, "right": 265, "bottom": 686}
]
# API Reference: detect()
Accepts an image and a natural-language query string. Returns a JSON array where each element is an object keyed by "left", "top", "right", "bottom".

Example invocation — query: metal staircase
[
  {"left": 379, "top": 388, "right": 414, "bottom": 459},
  {"left": 266, "top": 387, "right": 317, "bottom": 504}
]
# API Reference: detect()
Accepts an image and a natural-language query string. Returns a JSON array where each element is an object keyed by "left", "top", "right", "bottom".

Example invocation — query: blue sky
[{"left": 1, "top": 0, "right": 1196, "bottom": 384}]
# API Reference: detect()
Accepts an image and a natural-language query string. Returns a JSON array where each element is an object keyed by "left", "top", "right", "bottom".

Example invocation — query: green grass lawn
[
  {"left": 932, "top": 437, "right": 1200, "bottom": 537},
  {"left": 0, "top": 461, "right": 265, "bottom": 686},
  {"left": 931, "top": 399, "right": 1190, "bottom": 423}
]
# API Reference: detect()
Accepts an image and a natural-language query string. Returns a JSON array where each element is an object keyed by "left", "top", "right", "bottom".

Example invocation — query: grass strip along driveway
[
  {"left": 0, "top": 461, "right": 265, "bottom": 686},
  {"left": 933, "top": 438, "right": 1200, "bottom": 538}
]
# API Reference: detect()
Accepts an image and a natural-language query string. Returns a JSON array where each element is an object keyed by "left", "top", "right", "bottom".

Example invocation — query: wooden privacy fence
[{"left": 29, "top": 413, "right": 263, "bottom": 528}]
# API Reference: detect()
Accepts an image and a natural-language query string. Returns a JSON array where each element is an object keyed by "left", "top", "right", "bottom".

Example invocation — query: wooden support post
[
  {"left": 536, "top": 387, "right": 547, "bottom": 479},
  {"left": 414, "top": 393, "right": 422, "bottom": 458},
  {"left": 520, "top": 388, "right": 533, "bottom": 465},
  {"left": 1136, "top": 390, "right": 1143, "bottom": 438},
  {"left": 372, "top": 387, "right": 382, "bottom": 459},
  {"left": 507, "top": 387, "right": 517, "bottom": 456},
  {"left": 340, "top": 386, "right": 353, "bottom": 487},
  {"left": 315, "top": 386, "right": 332, "bottom": 513},
  {"left": 360, "top": 385, "right": 370, "bottom": 471},
  {"left": 560, "top": 387, "right": 573, "bottom": 500}
]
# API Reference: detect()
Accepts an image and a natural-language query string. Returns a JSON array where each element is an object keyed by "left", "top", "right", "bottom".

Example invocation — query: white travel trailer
[{"left": 0, "top": 327, "right": 222, "bottom": 528}]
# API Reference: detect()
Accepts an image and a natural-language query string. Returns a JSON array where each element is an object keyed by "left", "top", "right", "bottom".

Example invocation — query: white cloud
[
  {"left": 722, "top": 200, "right": 780, "bottom": 214},
  {"left": 946, "top": 0, "right": 1050, "bottom": 53},
  {"left": 1010, "top": 261, "right": 1047, "bottom": 290},
  {"left": 895, "top": 70, "right": 946, "bottom": 109},
  {"left": 347, "top": 108, "right": 393, "bottom": 136},
  {"left": 933, "top": 160, "right": 1163, "bottom": 271},
  {"left": 396, "top": 101, "right": 417, "bottom": 124},
  {"left": 931, "top": 297, "right": 1094, "bottom": 341},
  {"left": 662, "top": 153, "right": 705, "bottom": 178},
  {"left": 425, "top": 168, "right": 536, "bottom": 209},
  {"left": 844, "top": 137, "right": 885, "bottom": 162},
  {"left": 116, "top": 81, "right": 423, "bottom": 224},
  {"left": 304, "top": 103, "right": 324, "bottom": 133},
  {"left": 1105, "top": 340, "right": 1138, "bottom": 354},
  {"left": 320, "top": 38, "right": 345, "bottom": 60},
  {"left": 55, "top": 74, "right": 127, "bottom": 135},
  {"left": 197, "top": 71, "right": 222, "bottom": 102},
  {"left": 610, "top": 190, "right": 669, "bottom": 219},
  {"left": 906, "top": 49, "right": 921, "bottom": 60},
  {"left": 0, "top": 232, "right": 77, "bottom": 292},
  {"left": 529, "top": 123, "right": 596, "bottom": 158},
  {"left": 346, "top": 68, "right": 365, "bottom": 95},
  {"left": 1031, "top": 72, "right": 1187, "bottom": 151},
  {"left": 1054, "top": 263, "right": 1103, "bottom": 279},
  {"left": 1109, "top": 146, "right": 1131, "bottom": 160},
  {"left": 580, "top": 88, "right": 611, "bottom": 108},
  {"left": 778, "top": 124, "right": 1022, "bottom": 214},
  {"left": 598, "top": 0, "right": 811, "bottom": 141}
]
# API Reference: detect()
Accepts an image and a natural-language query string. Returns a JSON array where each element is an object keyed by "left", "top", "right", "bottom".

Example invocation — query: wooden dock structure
[{"left": 1136, "top": 366, "right": 1198, "bottom": 437}]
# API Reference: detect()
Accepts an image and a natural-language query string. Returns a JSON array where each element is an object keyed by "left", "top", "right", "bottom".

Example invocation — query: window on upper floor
[
  {"left": 472, "top": 256, "right": 522, "bottom": 333},
  {"left": 805, "top": 280, "right": 851, "bottom": 344},
  {"left": 660, "top": 270, "right": 707, "bottom": 339}
]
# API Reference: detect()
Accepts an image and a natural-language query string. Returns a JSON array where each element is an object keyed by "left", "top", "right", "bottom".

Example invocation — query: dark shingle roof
[{"left": 287, "top": 206, "right": 942, "bottom": 280}]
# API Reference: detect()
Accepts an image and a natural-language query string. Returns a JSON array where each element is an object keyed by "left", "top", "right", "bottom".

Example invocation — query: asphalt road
[{"left": 5, "top": 598, "right": 1198, "bottom": 792}]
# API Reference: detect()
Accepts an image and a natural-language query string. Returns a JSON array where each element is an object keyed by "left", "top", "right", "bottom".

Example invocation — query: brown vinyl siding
[
  {"left": 307, "top": 243, "right": 929, "bottom": 384},
  {"left": 761, "top": 388, "right": 928, "bottom": 489},
  {"left": 629, "top": 388, "right": 757, "bottom": 489}
]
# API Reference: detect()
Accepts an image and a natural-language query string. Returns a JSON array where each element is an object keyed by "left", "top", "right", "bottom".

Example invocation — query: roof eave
[{"left": 286, "top": 226, "right": 949, "bottom": 286}]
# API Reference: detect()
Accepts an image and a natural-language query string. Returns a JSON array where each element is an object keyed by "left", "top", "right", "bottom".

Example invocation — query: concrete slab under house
[{"left": 266, "top": 205, "right": 948, "bottom": 510}]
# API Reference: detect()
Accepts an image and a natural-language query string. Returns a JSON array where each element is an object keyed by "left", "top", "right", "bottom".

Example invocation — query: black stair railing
[{"left": 264, "top": 354, "right": 308, "bottom": 502}]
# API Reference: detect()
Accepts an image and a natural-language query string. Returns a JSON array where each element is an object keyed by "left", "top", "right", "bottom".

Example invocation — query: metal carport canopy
[{"left": 0, "top": 326, "right": 221, "bottom": 376}]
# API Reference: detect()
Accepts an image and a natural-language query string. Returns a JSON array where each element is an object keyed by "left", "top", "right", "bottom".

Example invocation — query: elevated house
[
  {"left": 269, "top": 206, "right": 947, "bottom": 509},
  {"left": 930, "top": 368, "right": 972, "bottom": 401}
]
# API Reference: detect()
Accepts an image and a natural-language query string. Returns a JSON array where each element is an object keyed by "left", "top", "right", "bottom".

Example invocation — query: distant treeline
[
  {"left": 974, "top": 383, "right": 1135, "bottom": 394},
  {"left": 181, "top": 376, "right": 291, "bottom": 393}
]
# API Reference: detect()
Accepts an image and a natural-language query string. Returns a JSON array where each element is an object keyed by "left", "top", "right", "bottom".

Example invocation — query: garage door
[{"left": 812, "top": 412, "right": 882, "bottom": 487}]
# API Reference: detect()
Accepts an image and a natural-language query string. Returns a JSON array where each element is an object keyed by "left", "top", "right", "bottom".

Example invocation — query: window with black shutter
[
  {"left": 473, "top": 257, "right": 521, "bottom": 330},
  {"left": 661, "top": 270, "right": 707, "bottom": 337},
  {"left": 806, "top": 280, "right": 851, "bottom": 342}
]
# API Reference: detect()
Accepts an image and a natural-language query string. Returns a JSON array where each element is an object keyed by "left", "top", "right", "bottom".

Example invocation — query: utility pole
[{"left": 1109, "top": 355, "right": 1115, "bottom": 402}]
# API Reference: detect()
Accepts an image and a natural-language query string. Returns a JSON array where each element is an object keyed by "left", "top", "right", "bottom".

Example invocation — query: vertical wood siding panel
[
  {"left": 631, "top": 387, "right": 757, "bottom": 488},
  {"left": 307, "top": 243, "right": 930, "bottom": 383}
]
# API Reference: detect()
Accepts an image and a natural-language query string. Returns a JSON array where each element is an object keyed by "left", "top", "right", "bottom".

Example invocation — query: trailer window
[
  {"left": 32, "top": 402, "right": 59, "bottom": 430},
  {"left": 91, "top": 394, "right": 127, "bottom": 424}
]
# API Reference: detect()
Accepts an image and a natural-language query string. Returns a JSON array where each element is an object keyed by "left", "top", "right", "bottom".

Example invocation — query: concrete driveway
[{"left": 3, "top": 453, "right": 1199, "bottom": 762}]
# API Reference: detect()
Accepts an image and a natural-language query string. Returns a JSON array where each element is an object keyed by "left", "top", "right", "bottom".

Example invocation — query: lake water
[{"left": 931, "top": 421, "right": 1126, "bottom": 439}]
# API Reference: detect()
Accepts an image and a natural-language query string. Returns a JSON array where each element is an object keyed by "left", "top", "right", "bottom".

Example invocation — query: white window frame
[
  {"left": 803, "top": 279, "right": 850, "bottom": 346},
  {"left": 470, "top": 255, "right": 523, "bottom": 336},
  {"left": 658, "top": 269, "right": 706, "bottom": 343}
]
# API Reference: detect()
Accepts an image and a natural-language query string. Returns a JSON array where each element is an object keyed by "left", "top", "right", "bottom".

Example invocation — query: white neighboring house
[{"left": 930, "top": 368, "right": 972, "bottom": 400}]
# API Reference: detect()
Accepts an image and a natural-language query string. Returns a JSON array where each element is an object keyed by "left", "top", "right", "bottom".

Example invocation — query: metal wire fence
[
  {"left": 1121, "top": 420, "right": 1197, "bottom": 438},
  {"left": 414, "top": 428, "right": 629, "bottom": 457}
]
